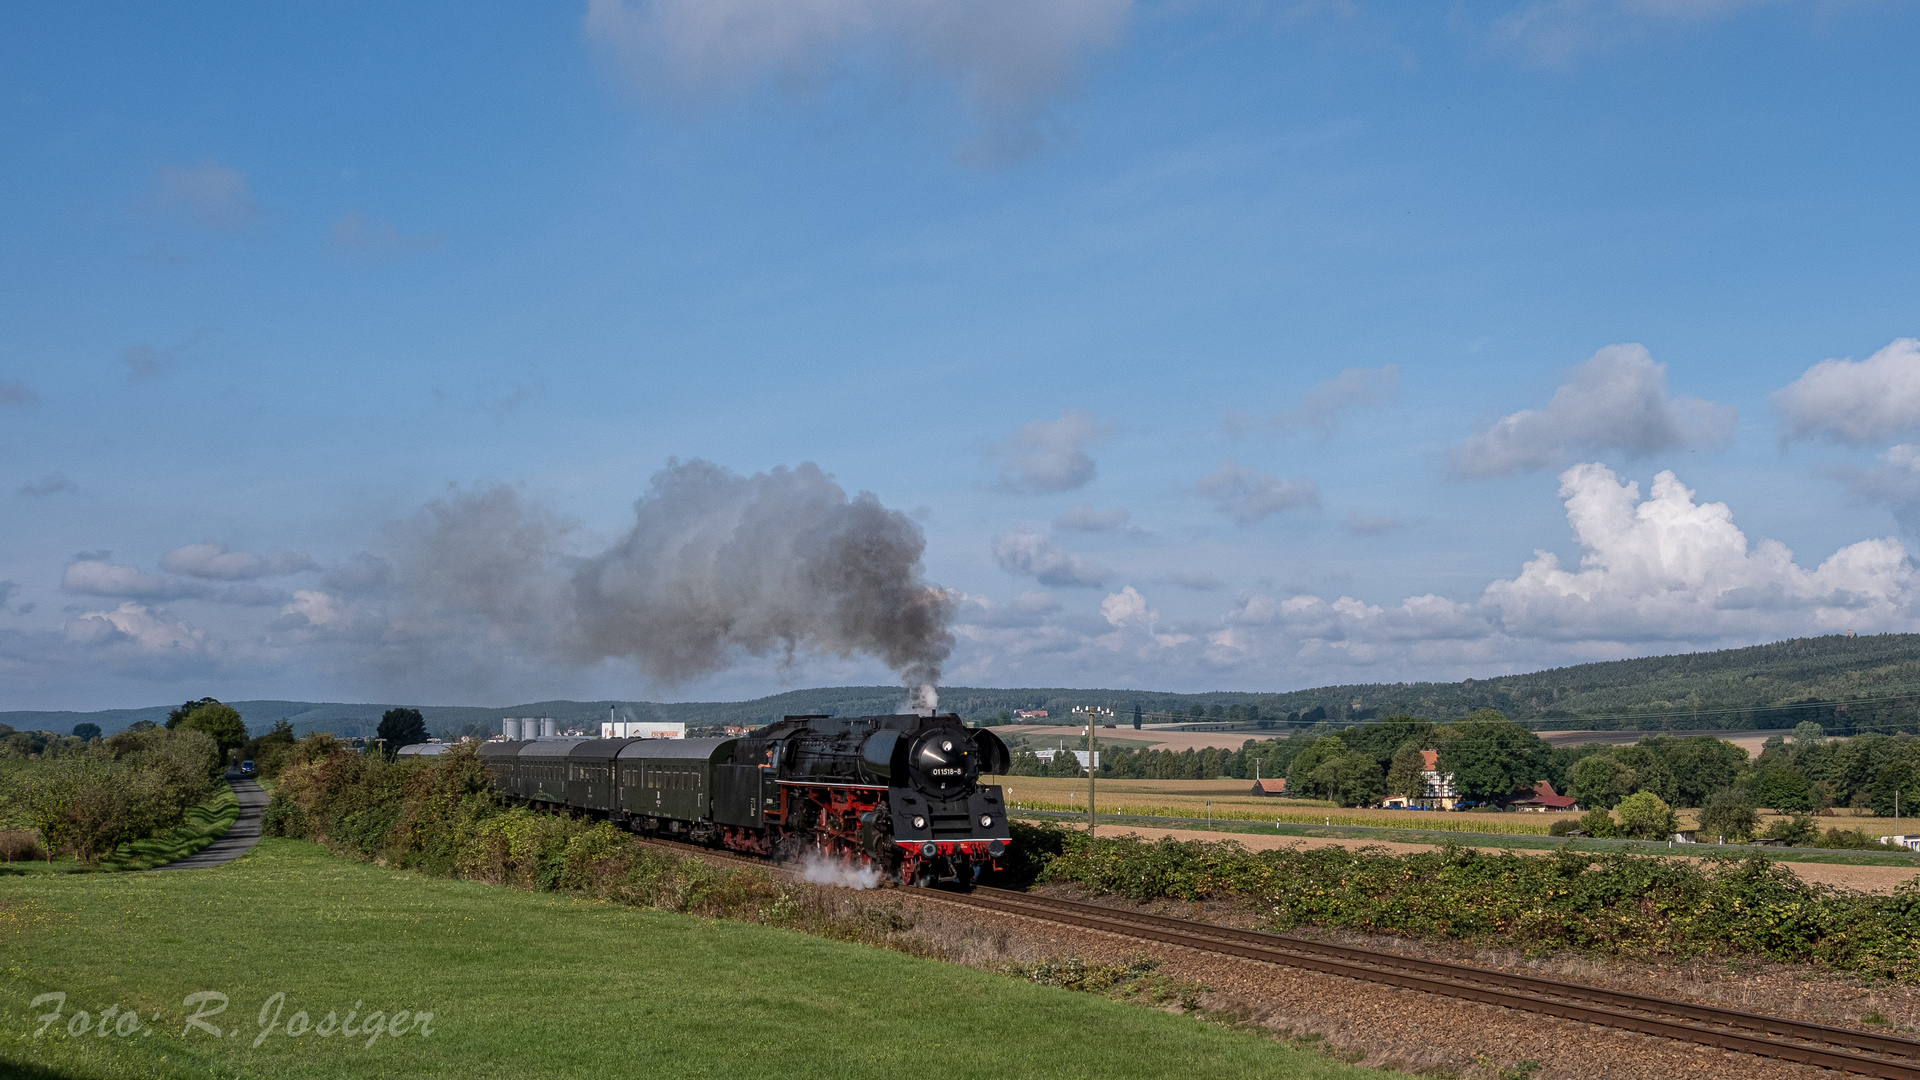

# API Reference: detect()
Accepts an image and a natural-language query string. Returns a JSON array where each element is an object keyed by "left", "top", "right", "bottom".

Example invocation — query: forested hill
[
  {"left": 6, "top": 633, "right": 1919, "bottom": 738},
  {"left": 1257, "top": 633, "right": 1920, "bottom": 733}
]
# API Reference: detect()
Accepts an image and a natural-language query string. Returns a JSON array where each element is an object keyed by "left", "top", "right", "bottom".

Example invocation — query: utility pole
[{"left": 1074, "top": 705, "right": 1112, "bottom": 836}]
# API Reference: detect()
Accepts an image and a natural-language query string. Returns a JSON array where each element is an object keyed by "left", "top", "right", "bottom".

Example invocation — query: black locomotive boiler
[{"left": 475, "top": 712, "right": 1014, "bottom": 886}]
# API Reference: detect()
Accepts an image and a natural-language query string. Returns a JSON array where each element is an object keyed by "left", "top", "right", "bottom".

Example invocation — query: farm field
[
  {"left": 992, "top": 724, "right": 1274, "bottom": 753},
  {"left": 991, "top": 775, "right": 1576, "bottom": 835},
  {"left": 0, "top": 838, "right": 1398, "bottom": 1080},
  {"left": 993, "top": 776, "right": 1920, "bottom": 839}
]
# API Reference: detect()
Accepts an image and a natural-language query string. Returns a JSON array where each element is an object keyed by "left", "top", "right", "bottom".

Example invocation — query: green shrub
[
  {"left": 1819, "top": 827, "right": 1901, "bottom": 851},
  {"left": 1615, "top": 791, "right": 1678, "bottom": 840},
  {"left": 1577, "top": 807, "right": 1617, "bottom": 838},
  {"left": 1036, "top": 831, "right": 1920, "bottom": 981},
  {"left": 1764, "top": 813, "right": 1820, "bottom": 846}
]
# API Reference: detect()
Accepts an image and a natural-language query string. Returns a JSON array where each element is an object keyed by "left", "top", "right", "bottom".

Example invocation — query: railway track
[{"left": 628, "top": 834, "right": 1920, "bottom": 1077}]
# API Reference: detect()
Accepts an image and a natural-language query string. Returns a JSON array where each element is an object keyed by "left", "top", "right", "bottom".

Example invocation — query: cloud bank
[{"left": 950, "top": 462, "right": 1919, "bottom": 689}]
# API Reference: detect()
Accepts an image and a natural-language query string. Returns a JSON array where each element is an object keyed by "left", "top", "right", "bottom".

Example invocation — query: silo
[
  {"left": 541, "top": 718, "right": 558, "bottom": 738},
  {"left": 501, "top": 718, "right": 518, "bottom": 740}
]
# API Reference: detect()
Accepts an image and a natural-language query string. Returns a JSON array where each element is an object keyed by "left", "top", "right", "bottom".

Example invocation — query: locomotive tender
[{"left": 474, "top": 712, "right": 1014, "bottom": 886}]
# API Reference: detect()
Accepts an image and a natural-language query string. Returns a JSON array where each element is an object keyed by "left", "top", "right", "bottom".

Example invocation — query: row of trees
[
  {"left": 1005, "top": 712, "right": 1920, "bottom": 820},
  {"left": 1, "top": 725, "right": 222, "bottom": 863}
]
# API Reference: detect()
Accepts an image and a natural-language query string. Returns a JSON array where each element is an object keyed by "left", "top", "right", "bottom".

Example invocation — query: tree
[
  {"left": 1309, "top": 751, "right": 1384, "bottom": 807},
  {"left": 1751, "top": 765, "right": 1813, "bottom": 812},
  {"left": 1793, "top": 721, "right": 1826, "bottom": 746},
  {"left": 1697, "top": 788, "right": 1760, "bottom": 843},
  {"left": 1344, "top": 716, "right": 1435, "bottom": 770},
  {"left": 1132, "top": 704, "right": 1143, "bottom": 730},
  {"left": 1436, "top": 711, "right": 1547, "bottom": 803},
  {"left": 71, "top": 723, "right": 102, "bottom": 742},
  {"left": 378, "top": 708, "right": 428, "bottom": 756},
  {"left": 1565, "top": 754, "right": 1635, "bottom": 810},
  {"left": 1614, "top": 791, "right": 1678, "bottom": 840},
  {"left": 175, "top": 703, "right": 248, "bottom": 763},
  {"left": 1385, "top": 741, "right": 1429, "bottom": 801},
  {"left": 1666, "top": 736, "right": 1748, "bottom": 807},
  {"left": 166, "top": 698, "right": 223, "bottom": 728},
  {"left": 1287, "top": 736, "right": 1347, "bottom": 794}
]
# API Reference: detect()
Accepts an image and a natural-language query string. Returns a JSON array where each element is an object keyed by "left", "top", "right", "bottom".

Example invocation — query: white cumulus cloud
[
  {"left": 64, "top": 602, "right": 210, "bottom": 654},
  {"left": 1449, "top": 344, "right": 1734, "bottom": 478},
  {"left": 1480, "top": 463, "right": 1914, "bottom": 642},
  {"left": 1772, "top": 338, "right": 1920, "bottom": 446}
]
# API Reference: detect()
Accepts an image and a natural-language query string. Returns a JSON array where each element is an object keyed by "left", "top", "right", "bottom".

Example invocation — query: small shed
[{"left": 1249, "top": 778, "right": 1287, "bottom": 797}]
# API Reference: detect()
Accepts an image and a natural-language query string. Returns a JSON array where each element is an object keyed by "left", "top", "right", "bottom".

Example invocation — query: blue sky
[{"left": 4, "top": 1, "right": 1920, "bottom": 711}]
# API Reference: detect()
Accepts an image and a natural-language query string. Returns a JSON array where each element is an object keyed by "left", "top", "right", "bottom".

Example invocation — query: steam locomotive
[{"left": 474, "top": 713, "right": 1014, "bottom": 886}]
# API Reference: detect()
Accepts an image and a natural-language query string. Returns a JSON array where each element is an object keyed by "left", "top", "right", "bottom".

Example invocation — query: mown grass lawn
[{"left": 2, "top": 839, "right": 1396, "bottom": 1080}]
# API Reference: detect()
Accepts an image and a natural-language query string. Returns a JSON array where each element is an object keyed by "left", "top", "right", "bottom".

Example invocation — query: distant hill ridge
[{"left": 7, "top": 633, "right": 1919, "bottom": 739}]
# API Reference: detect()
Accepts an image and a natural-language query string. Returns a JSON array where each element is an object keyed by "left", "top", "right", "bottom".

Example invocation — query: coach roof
[{"left": 615, "top": 737, "right": 735, "bottom": 762}]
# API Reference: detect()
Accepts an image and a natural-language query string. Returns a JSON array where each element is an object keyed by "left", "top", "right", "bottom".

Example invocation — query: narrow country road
[{"left": 154, "top": 770, "right": 268, "bottom": 871}]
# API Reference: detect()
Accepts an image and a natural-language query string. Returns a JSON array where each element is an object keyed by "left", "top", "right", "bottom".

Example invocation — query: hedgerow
[
  {"left": 262, "top": 741, "right": 933, "bottom": 946},
  {"left": 1037, "top": 828, "right": 1920, "bottom": 981}
]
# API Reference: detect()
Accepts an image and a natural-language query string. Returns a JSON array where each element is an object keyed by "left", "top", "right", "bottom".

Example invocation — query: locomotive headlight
[
  {"left": 912, "top": 815, "right": 927, "bottom": 829},
  {"left": 941, "top": 740, "right": 954, "bottom": 752},
  {"left": 980, "top": 814, "right": 993, "bottom": 827}
]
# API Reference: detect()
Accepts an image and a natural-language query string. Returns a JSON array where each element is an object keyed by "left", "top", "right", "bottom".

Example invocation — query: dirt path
[{"left": 1040, "top": 819, "right": 1920, "bottom": 894}]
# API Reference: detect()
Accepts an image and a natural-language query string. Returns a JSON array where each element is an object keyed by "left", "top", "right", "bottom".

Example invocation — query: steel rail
[
  {"left": 624, "top": 833, "right": 1920, "bottom": 1077},
  {"left": 972, "top": 887, "right": 1920, "bottom": 1059},
  {"left": 934, "top": 887, "right": 1920, "bottom": 1079}
]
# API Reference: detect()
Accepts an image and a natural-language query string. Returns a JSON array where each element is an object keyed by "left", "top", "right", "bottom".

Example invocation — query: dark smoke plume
[{"left": 398, "top": 460, "right": 953, "bottom": 701}]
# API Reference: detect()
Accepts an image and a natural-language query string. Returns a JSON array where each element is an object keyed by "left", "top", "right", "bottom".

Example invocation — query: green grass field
[{"left": 2, "top": 839, "right": 1397, "bottom": 1080}]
